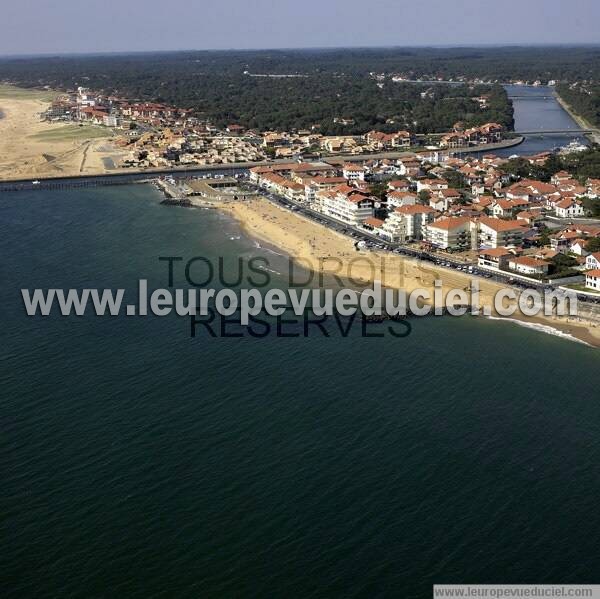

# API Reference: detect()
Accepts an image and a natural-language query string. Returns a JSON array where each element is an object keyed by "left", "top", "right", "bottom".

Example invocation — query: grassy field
[
  {"left": 0, "top": 83, "right": 59, "bottom": 102},
  {"left": 563, "top": 283, "right": 600, "bottom": 295},
  {"left": 29, "top": 125, "right": 117, "bottom": 142}
]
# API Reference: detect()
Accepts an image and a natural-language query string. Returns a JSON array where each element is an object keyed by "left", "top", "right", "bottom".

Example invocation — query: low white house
[
  {"left": 585, "top": 269, "right": 600, "bottom": 291},
  {"left": 429, "top": 188, "right": 462, "bottom": 212},
  {"left": 417, "top": 178, "right": 448, "bottom": 193},
  {"left": 569, "top": 239, "right": 589, "bottom": 256},
  {"left": 508, "top": 256, "right": 550, "bottom": 277},
  {"left": 555, "top": 198, "right": 585, "bottom": 218},
  {"left": 387, "top": 179, "right": 411, "bottom": 192},
  {"left": 387, "top": 191, "right": 417, "bottom": 209},
  {"left": 478, "top": 247, "right": 512, "bottom": 270}
]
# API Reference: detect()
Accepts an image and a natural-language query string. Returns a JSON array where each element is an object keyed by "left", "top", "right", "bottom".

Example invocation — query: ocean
[{"left": 2, "top": 185, "right": 600, "bottom": 598}]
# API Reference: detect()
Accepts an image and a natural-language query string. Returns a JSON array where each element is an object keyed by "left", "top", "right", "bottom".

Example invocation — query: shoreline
[
  {"left": 214, "top": 196, "right": 600, "bottom": 349},
  {"left": 483, "top": 315, "right": 593, "bottom": 347},
  {"left": 554, "top": 92, "right": 600, "bottom": 144}
]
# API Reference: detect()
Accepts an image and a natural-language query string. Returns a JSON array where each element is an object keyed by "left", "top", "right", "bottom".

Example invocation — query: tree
[
  {"left": 538, "top": 228, "right": 551, "bottom": 247},
  {"left": 369, "top": 181, "right": 389, "bottom": 200},
  {"left": 444, "top": 170, "right": 467, "bottom": 190},
  {"left": 418, "top": 190, "right": 431, "bottom": 204},
  {"left": 585, "top": 237, "right": 600, "bottom": 253},
  {"left": 552, "top": 254, "right": 578, "bottom": 268},
  {"left": 582, "top": 196, "right": 600, "bottom": 218},
  {"left": 551, "top": 253, "right": 579, "bottom": 277}
]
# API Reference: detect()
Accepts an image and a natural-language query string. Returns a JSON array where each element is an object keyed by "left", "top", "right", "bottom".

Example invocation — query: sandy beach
[
  {"left": 216, "top": 196, "right": 600, "bottom": 348},
  {"left": 0, "top": 86, "right": 126, "bottom": 180}
]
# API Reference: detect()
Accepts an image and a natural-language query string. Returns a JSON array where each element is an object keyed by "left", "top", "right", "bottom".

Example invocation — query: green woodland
[
  {"left": 2, "top": 47, "right": 599, "bottom": 133},
  {"left": 556, "top": 83, "right": 600, "bottom": 128}
]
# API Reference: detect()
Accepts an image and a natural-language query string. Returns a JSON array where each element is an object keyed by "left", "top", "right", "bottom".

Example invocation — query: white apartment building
[
  {"left": 423, "top": 217, "right": 473, "bottom": 250},
  {"left": 103, "top": 115, "right": 118, "bottom": 127},
  {"left": 304, "top": 184, "right": 318, "bottom": 205},
  {"left": 322, "top": 192, "right": 374, "bottom": 226},
  {"left": 379, "top": 213, "right": 407, "bottom": 242},
  {"left": 478, "top": 217, "right": 526, "bottom": 249},
  {"left": 380, "top": 205, "right": 435, "bottom": 243},
  {"left": 77, "top": 86, "right": 95, "bottom": 107}
]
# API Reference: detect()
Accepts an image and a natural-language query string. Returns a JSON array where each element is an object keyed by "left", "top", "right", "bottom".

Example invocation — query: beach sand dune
[{"left": 0, "top": 88, "right": 126, "bottom": 180}]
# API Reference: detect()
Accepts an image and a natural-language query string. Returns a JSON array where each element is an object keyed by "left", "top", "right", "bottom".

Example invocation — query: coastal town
[
  {"left": 0, "top": 82, "right": 597, "bottom": 299},
  {"left": 0, "top": 71, "right": 596, "bottom": 308},
  {"left": 6, "top": 9, "right": 600, "bottom": 599},
  {"left": 38, "top": 86, "right": 516, "bottom": 169},
  {"left": 150, "top": 149, "right": 600, "bottom": 298},
  {"left": 246, "top": 154, "right": 600, "bottom": 294}
]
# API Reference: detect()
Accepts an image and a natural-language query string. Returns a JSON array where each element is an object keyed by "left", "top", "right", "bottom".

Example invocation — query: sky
[{"left": 1, "top": 0, "right": 599, "bottom": 56}]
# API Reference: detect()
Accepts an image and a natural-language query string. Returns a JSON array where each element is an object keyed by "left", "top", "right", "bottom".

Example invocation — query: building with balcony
[
  {"left": 423, "top": 217, "right": 473, "bottom": 250},
  {"left": 322, "top": 191, "right": 374, "bottom": 226},
  {"left": 478, "top": 217, "right": 526, "bottom": 249},
  {"left": 478, "top": 247, "right": 513, "bottom": 270}
]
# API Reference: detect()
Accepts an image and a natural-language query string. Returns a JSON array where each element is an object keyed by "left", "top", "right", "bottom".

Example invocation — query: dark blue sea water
[{"left": 2, "top": 186, "right": 600, "bottom": 598}]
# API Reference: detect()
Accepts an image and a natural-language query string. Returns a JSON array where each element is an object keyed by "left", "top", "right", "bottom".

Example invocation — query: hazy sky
[{"left": 2, "top": 0, "right": 599, "bottom": 56}]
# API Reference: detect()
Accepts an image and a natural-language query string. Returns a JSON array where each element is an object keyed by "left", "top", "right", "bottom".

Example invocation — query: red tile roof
[
  {"left": 509, "top": 256, "right": 548, "bottom": 268},
  {"left": 480, "top": 247, "right": 512, "bottom": 257},
  {"left": 395, "top": 205, "right": 436, "bottom": 215},
  {"left": 429, "top": 217, "right": 471, "bottom": 230},
  {"left": 364, "top": 217, "right": 385, "bottom": 228},
  {"left": 479, "top": 217, "right": 526, "bottom": 232}
]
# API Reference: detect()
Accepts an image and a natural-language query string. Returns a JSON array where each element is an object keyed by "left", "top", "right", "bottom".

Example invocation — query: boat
[
  {"left": 559, "top": 139, "right": 588, "bottom": 154},
  {"left": 31, "top": 180, "right": 40, "bottom": 185}
]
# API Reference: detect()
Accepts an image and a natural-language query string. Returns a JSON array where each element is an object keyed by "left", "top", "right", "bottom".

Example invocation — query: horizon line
[{"left": 2, "top": 42, "right": 600, "bottom": 60}]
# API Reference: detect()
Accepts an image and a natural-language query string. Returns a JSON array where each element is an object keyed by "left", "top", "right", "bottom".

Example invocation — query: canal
[{"left": 494, "top": 84, "right": 588, "bottom": 157}]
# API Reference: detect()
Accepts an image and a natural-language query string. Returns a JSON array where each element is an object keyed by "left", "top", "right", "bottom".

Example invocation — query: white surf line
[{"left": 484, "top": 315, "right": 593, "bottom": 347}]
